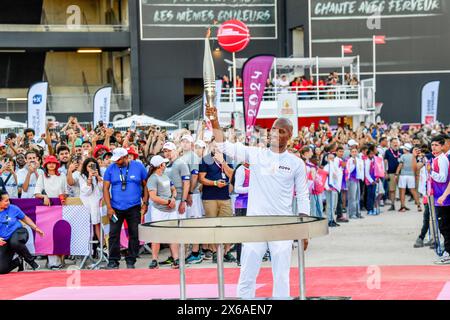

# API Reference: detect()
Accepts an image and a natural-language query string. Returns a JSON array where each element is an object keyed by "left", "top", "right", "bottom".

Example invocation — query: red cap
[
  {"left": 43, "top": 155, "right": 60, "bottom": 170},
  {"left": 93, "top": 145, "right": 110, "bottom": 158},
  {"left": 127, "top": 147, "right": 139, "bottom": 160}
]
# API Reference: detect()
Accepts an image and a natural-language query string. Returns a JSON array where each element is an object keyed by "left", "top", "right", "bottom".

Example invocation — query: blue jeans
[
  {"left": 325, "top": 190, "right": 338, "bottom": 222},
  {"left": 347, "top": 180, "right": 361, "bottom": 218},
  {"left": 366, "top": 184, "right": 377, "bottom": 211},
  {"left": 310, "top": 194, "right": 323, "bottom": 218}
]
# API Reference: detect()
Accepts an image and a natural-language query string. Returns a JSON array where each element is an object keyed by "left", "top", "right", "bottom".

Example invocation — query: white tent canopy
[
  {"left": 227, "top": 57, "right": 357, "bottom": 70},
  {"left": 0, "top": 117, "right": 27, "bottom": 129},
  {"left": 113, "top": 114, "right": 176, "bottom": 128}
]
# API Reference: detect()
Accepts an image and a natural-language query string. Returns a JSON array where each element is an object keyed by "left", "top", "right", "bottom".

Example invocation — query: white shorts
[
  {"left": 187, "top": 193, "right": 204, "bottom": 219},
  {"left": 398, "top": 176, "right": 415, "bottom": 189},
  {"left": 151, "top": 206, "right": 178, "bottom": 222}
]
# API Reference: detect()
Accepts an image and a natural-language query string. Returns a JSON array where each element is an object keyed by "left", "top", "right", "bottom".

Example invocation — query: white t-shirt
[
  {"left": 17, "top": 167, "right": 44, "bottom": 199},
  {"left": 66, "top": 171, "right": 81, "bottom": 197},
  {"left": 1, "top": 172, "right": 18, "bottom": 198},
  {"left": 34, "top": 173, "right": 67, "bottom": 198},
  {"left": 218, "top": 141, "right": 310, "bottom": 216}
]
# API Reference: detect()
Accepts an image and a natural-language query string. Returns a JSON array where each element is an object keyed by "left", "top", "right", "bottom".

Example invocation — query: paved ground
[{"left": 30, "top": 199, "right": 441, "bottom": 271}]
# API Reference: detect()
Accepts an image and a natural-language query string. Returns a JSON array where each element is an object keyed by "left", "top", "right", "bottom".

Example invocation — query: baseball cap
[
  {"left": 111, "top": 147, "right": 128, "bottom": 162},
  {"left": 150, "top": 155, "right": 169, "bottom": 167},
  {"left": 319, "top": 120, "right": 326, "bottom": 125},
  {"left": 181, "top": 135, "right": 194, "bottom": 143},
  {"left": 195, "top": 140, "right": 207, "bottom": 149},
  {"left": 401, "top": 143, "right": 413, "bottom": 151},
  {"left": 162, "top": 142, "right": 177, "bottom": 151},
  {"left": 0, "top": 142, "right": 5, "bottom": 148},
  {"left": 348, "top": 139, "right": 358, "bottom": 147}
]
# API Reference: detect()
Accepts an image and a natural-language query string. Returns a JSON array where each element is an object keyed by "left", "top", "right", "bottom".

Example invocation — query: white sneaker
[{"left": 434, "top": 252, "right": 450, "bottom": 265}]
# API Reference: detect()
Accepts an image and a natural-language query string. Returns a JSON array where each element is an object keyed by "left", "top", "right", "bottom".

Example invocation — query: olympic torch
[{"left": 203, "top": 28, "right": 216, "bottom": 121}]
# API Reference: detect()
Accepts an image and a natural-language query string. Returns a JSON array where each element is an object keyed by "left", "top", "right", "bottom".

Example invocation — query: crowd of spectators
[{"left": 1, "top": 116, "right": 450, "bottom": 274}]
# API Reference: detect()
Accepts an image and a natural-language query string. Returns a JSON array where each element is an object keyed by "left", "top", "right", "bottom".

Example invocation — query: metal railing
[
  {"left": 0, "top": 24, "right": 129, "bottom": 32},
  {"left": 220, "top": 85, "right": 360, "bottom": 103},
  {"left": 167, "top": 96, "right": 204, "bottom": 122},
  {"left": 0, "top": 94, "right": 131, "bottom": 114}
]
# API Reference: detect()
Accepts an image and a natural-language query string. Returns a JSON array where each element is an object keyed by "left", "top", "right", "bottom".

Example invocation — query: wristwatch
[
  {"left": 182, "top": 199, "right": 187, "bottom": 203},
  {"left": 214, "top": 180, "right": 218, "bottom": 186},
  {"left": 143, "top": 201, "right": 149, "bottom": 206}
]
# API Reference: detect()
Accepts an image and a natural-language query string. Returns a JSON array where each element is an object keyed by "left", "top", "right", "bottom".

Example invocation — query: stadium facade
[{"left": 0, "top": 0, "right": 449, "bottom": 125}]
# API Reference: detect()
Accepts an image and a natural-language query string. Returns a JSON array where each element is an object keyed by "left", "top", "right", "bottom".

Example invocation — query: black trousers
[
  {"left": 419, "top": 204, "right": 430, "bottom": 240},
  {"left": 109, "top": 205, "right": 141, "bottom": 264},
  {"left": 0, "top": 228, "right": 34, "bottom": 274},
  {"left": 336, "top": 191, "right": 343, "bottom": 218},
  {"left": 234, "top": 208, "right": 247, "bottom": 263},
  {"left": 436, "top": 206, "right": 450, "bottom": 254}
]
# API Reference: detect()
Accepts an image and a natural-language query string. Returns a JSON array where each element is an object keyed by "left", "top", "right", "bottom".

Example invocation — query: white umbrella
[
  {"left": 0, "top": 117, "right": 27, "bottom": 129},
  {"left": 113, "top": 114, "right": 176, "bottom": 128}
]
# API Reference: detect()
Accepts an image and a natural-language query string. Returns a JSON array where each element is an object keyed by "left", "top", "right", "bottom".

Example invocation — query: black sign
[
  {"left": 312, "top": 0, "right": 443, "bottom": 17},
  {"left": 140, "top": 0, "right": 278, "bottom": 40},
  {"left": 310, "top": 0, "right": 450, "bottom": 73}
]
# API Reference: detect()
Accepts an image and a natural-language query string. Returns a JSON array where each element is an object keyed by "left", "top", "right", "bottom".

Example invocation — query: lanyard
[{"left": 119, "top": 164, "right": 129, "bottom": 183}]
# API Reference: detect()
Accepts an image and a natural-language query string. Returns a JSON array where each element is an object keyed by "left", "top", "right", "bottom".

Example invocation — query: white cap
[
  {"left": 401, "top": 143, "right": 413, "bottom": 151},
  {"left": 181, "top": 135, "right": 194, "bottom": 143},
  {"left": 348, "top": 139, "right": 358, "bottom": 147},
  {"left": 111, "top": 148, "right": 128, "bottom": 162},
  {"left": 195, "top": 140, "right": 207, "bottom": 148},
  {"left": 150, "top": 155, "right": 169, "bottom": 167},
  {"left": 162, "top": 142, "right": 177, "bottom": 151}
]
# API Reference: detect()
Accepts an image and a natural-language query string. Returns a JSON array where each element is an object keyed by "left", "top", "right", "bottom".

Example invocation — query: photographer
[
  {"left": 34, "top": 156, "right": 67, "bottom": 270},
  {"left": 0, "top": 156, "right": 18, "bottom": 198},
  {"left": 79, "top": 158, "right": 103, "bottom": 244},
  {"left": 198, "top": 144, "right": 236, "bottom": 263}
]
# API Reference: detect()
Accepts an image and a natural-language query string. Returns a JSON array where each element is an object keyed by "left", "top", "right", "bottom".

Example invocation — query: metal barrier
[{"left": 220, "top": 85, "right": 360, "bottom": 102}]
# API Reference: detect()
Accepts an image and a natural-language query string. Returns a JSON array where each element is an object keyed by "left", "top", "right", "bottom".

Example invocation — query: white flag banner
[
  {"left": 421, "top": 81, "right": 440, "bottom": 124},
  {"left": 277, "top": 93, "right": 298, "bottom": 138},
  {"left": 93, "top": 86, "right": 112, "bottom": 126},
  {"left": 27, "top": 82, "right": 48, "bottom": 137}
]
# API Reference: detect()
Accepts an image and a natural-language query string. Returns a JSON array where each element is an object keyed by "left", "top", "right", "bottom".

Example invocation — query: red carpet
[{"left": 1, "top": 266, "right": 449, "bottom": 300}]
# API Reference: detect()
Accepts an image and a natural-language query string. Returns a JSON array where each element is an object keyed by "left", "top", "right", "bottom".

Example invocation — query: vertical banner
[
  {"left": 27, "top": 82, "right": 48, "bottom": 137},
  {"left": 242, "top": 55, "right": 275, "bottom": 141},
  {"left": 93, "top": 86, "right": 112, "bottom": 126},
  {"left": 277, "top": 93, "right": 298, "bottom": 138},
  {"left": 421, "top": 81, "right": 440, "bottom": 124}
]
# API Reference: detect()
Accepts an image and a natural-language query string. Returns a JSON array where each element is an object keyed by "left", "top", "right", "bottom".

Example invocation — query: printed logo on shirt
[{"left": 279, "top": 166, "right": 291, "bottom": 172}]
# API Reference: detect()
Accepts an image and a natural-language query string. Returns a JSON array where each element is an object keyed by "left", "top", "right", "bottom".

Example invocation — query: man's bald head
[
  {"left": 270, "top": 118, "right": 294, "bottom": 152},
  {"left": 273, "top": 118, "right": 293, "bottom": 137}
]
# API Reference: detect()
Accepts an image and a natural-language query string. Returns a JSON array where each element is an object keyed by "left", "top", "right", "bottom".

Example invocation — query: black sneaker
[
  {"left": 171, "top": 259, "right": 180, "bottom": 269},
  {"left": 106, "top": 261, "right": 119, "bottom": 269},
  {"left": 202, "top": 250, "right": 213, "bottom": 260},
  {"left": 212, "top": 252, "right": 217, "bottom": 263},
  {"left": 388, "top": 205, "right": 396, "bottom": 211},
  {"left": 224, "top": 252, "right": 236, "bottom": 263},
  {"left": 160, "top": 256, "right": 174, "bottom": 265},
  {"left": 126, "top": 263, "right": 135, "bottom": 269},
  {"left": 29, "top": 260, "right": 40, "bottom": 271},
  {"left": 17, "top": 257, "right": 24, "bottom": 272},
  {"left": 149, "top": 260, "right": 159, "bottom": 269}
]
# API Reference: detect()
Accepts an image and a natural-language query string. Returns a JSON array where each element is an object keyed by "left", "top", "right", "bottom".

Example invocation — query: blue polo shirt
[
  {"left": 104, "top": 160, "right": 148, "bottom": 210},
  {"left": 199, "top": 154, "right": 233, "bottom": 200},
  {"left": 0, "top": 205, "right": 25, "bottom": 240}
]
